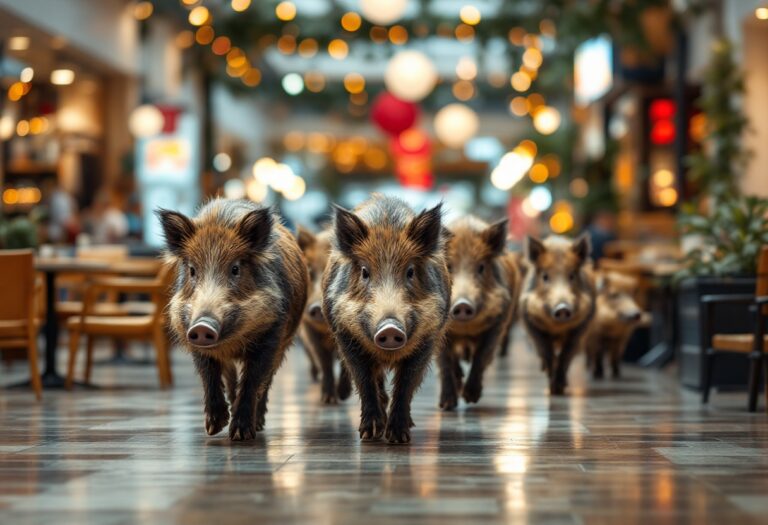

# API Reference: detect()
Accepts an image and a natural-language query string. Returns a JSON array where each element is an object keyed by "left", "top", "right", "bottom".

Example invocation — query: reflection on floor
[{"left": 1, "top": 331, "right": 767, "bottom": 524}]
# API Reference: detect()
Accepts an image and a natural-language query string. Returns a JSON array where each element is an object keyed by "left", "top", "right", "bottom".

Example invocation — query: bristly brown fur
[
  {"left": 520, "top": 234, "right": 596, "bottom": 395},
  {"left": 322, "top": 194, "right": 451, "bottom": 444},
  {"left": 439, "top": 215, "right": 520, "bottom": 409},
  {"left": 296, "top": 227, "right": 351, "bottom": 404},
  {"left": 584, "top": 271, "right": 643, "bottom": 379},
  {"left": 158, "top": 198, "right": 307, "bottom": 441}
]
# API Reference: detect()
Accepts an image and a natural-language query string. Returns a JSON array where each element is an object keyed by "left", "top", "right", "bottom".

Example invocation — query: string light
[
  {"left": 389, "top": 25, "right": 408, "bottom": 45},
  {"left": 452, "top": 80, "right": 474, "bottom": 101},
  {"left": 522, "top": 48, "right": 543, "bottom": 69},
  {"left": 343, "top": 73, "right": 366, "bottom": 94},
  {"left": 188, "top": 6, "right": 210, "bottom": 26},
  {"left": 231, "top": 0, "right": 251, "bottom": 12},
  {"left": 242, "top": 68, "right": 262, "bottom": 86},
  {"left": 509, "top": 96, "right": 528, "bottom": 116},
  {"left": 756, "top": 7, "right": 768, "bottom": 19},
  {"left": 341, "top": 12, "right": 362, "bottom": 32},
  {"left": 455, "top": 57, "right": 477, "bottom": 80},
  {"left": 176, "top": 30, "right": 194, "bottom": 48},
  {"left": 195, "top": 26, "right": 215, "bottom": 45},
  {"left": 298, "top": 38, "right": 318, "bottom": 58},
  {"left": 459, "top": 5, "right": 481, "bottom": 25},
  {"left": 370, "top": 26, "right": 388, "bottom": 43},
  {"left": 277, "top": 35, "right": 297, "bottom": 54},
  {"left": 510, "top": 71, "right": 531, "bottom": 92},
  {"left": 133, "top": 1, "right": 153, "bottom": 21},
  {"left": 275, "top": 1, "right": 297, "bottom": 21},
  {"left": 328, "top": 39, "right": 349, "bottom": 60},
  {"left": 455, "top": 24, "right": 475, "bottom": 42},
  {"left": 304, "top": 72, "right": 326, "bottom": 92},
  {"left": 211, "top": 36, "right": 231, "bottom": 55}
]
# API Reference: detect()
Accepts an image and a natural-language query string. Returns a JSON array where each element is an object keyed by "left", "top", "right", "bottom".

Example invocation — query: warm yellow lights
[
  {"left": 277, "top": 35, "right": 297, "bottom": 54},
  {"left": 459, "top": 5, "right": 481, "bottom": 25},
  {"left": 341, "top": 12, "right": 362, "bottom": 32},
  {"left": 455, "top": 57, "right": 477, "bottom": 80},
  {"left": 516, "top": 140, "right": 538, "bottom": 158},
  {"left": 3, "top": 187, "right": 41, "bottom": 205},
  {"left": 304, "top": 71, "right": 326, "bottom": 92},
  {"left": 652, "top": 169, "right": 674, "bottom": 188},
  {"left": 343, "top": 73, "right": 366, "bottom": 94},
  {"left": 657, "top": 187, "right": 679, "bottom": 207},
  {"left": 8, "top": 36, "right": 30, "bottom": 51},
  {"left": 283, "top": 131, "right": 305, "bottom": 151},
  {"left": 242, "top": 68, "right": 262, "bottom": 87},
  {"left": 176, "top": 30, "right": 194, "bottom": 48},
  {"left": 188, "top": 6, "right": 210, "bottom": 26},
  {"left": 298, "top": 38, "right": 318, "bottom": 57},
  {"left": 16, "top": 120, "right": 30, "bottom": 137},
  {"left": 389, "top": 25, "right": 408, "bottom": 45},
  {"left": 328, "top": 39, "right": 349, "bottom": 59},
  {"left": 550, "top": 210, "right": 574, "bottom": 234},
  {"left": 529, "top": 163, "right": 549, "bottom": 183},
  {"left": 50, "top": 69, "right": 75, "bottom": 86},
  {"left": 455, "top": 24, "right": 475, "bottom": 42},
  {"left": 133, "top": 1, "right": 153, "bottom": 20},
  {"left": 511, "top": 71, "right": 531, "bottom": 92},
  {"left": 226, "top": 48, "right": 247, "bottom": 68},
  {"left": 452, "top": 80, "right": 475, "bottom": 101},
  {"left": 532, "top": 106, "right": 562, "bottom": 135},
  {"left": 756, "top": 7, "right": 768, "bottom": 20},
  {"left": 8, "top": 82, "right": 26, "bottom": 102},
  {"left": 509, "top": 96, "right": 528, "bottom": 116},
  {"left": 570, "top": 178, "right": 589, "bottom": 198},
  {"left": 275, "top": 1, "right": 297, "bottom": 22},
  {"left": 195, "top": 26, "right": 215, "bottom": 45},
  {"left": 522, "top": 48, "right": 543, "bottom": 69},
  {"left": 211, "top": 36, "right": 231, "bottom": 55},
  {"left": 231, "top": 0, "right": 251, "bottom": 12}
]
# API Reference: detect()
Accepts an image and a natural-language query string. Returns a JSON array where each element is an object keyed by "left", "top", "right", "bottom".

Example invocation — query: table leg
[{"left": 40, "top": 270, "right": 66, "bottom": 388}]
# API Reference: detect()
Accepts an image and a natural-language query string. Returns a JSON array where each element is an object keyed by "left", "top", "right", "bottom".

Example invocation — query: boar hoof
[
  {"left": 385, "top": 425, "right": 411, "bottom": 444},
  {"left": 462, "top": 381, "right": 483, "bottom": 404},
  {"left": 439, "top": 392, "right": 458, "bottom": 411},
  {"left": 229, "top": 418, "right": 257, "bottom": 441},
  {"left": 204, "top": 410, "right": 229, "bottom": 436},
  {"left": 550, "top": 383, "right": 566, "bottom": 396},
  {"left": 321, "top": 392, "right": 338, "bottom": 405},
  {"left": 359, "top": 416, "right": 385, "bottom": 441}
]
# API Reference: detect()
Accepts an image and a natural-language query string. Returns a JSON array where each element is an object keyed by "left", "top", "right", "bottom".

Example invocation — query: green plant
[
  {"left": 685, "top": 38, "right": 750, "bottom": 200},
  {"left": 0, "top": 216, "right": 38, "bottom": 250},
  {"left": 677, "top": 196, "right": 768, "bottom": 278}
]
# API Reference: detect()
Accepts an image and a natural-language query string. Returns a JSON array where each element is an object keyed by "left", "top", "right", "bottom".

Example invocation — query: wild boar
[
  {"left": 296, "top": 226, "right": 351, "bottom": 404},
  {"left": 584, "top": 271, "right": 644, "bottom": 379},
  {"left": 322, "top": 195, "right": 451, "bottom": 444},
  {"left": 499, "top": 251, "right": 526, "bottom": 357},
  {"left": 157, "top": 198, "right": 307, "bottom": 441},
  {"left": 520, "top": 235, "right": 596, "bottom": 395},
  {"left": 439, "top": 216, "right": 520, "bottom": 410}
]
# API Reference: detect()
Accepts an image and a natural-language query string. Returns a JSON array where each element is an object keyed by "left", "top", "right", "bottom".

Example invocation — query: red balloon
[{"left": 370, "top": 92, "right": 419, "bottom": 136}]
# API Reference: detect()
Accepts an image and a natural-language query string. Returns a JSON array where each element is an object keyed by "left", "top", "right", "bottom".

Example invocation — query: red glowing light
[
  {"left": 649, "top": 99, "right": 675, "bottom": 121},
  {"left": 651, "top": 120, "right": 675, "bottom": 145}
]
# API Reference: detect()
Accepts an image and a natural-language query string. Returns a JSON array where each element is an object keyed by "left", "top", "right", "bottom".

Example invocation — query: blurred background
[{"left": 1, "top": 1, "right": 768, "bottom": 391}]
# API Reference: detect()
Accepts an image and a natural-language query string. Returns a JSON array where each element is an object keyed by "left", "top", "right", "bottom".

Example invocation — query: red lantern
[
  {"left": 371, "top": 92, "right": 419, "bottom": 136},
  {"left": 390, "top": 129, "right": 433, "bottom": 189}
]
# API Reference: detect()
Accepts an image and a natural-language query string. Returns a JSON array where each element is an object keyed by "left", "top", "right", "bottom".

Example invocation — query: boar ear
[
  {"left": 295, "top": 226, "right": 316, "bottom": 253},
  {"left": 571, "top": 233, "right": 592, "bottom": 263},
  {"left": 332, "top": 204, "right": 369, "bottom": 255},
  {"left": 525, "top": 235, "right": 546, "bottom": 263},
  {"left": 482, "top": 219, "right": 508, "bottom": 257},
  {"left": 407, "top": 203, "right": 443, "bottom": 256},
  {"left": 156, "top": 209, "right": 195, "bottom": 255},
  {"left": 238, "top": 208, "right": 274, "bottom": 252}
]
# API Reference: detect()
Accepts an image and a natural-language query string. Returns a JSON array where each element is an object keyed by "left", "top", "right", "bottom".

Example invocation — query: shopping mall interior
[{"left": 1, "top": 0, "right": 767, "bottom": 523}]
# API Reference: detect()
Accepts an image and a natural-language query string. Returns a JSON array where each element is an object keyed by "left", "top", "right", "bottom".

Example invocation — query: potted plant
[{"left": 673, "top": 38, "right": 766, "bottom": 391}]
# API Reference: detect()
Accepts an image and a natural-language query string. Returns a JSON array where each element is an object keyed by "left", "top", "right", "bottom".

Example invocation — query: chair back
[
  {"left": 757, "top": 246, "right": 768, "bottom": 313},
  {"left": 0, "top": 250, "right": 35, "bottom": 322},
  {"left": 152, "top": 263, "right": 175, "bottom": 319},
  {"left": 76, "top": 245, "right": 128, "bottom": 262}
]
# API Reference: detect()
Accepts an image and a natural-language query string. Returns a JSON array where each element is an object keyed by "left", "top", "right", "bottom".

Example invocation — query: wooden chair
[
  {"left": 0, "top": 250, "right": 43, "bottom": 399},
  {"left": 701, "top": 246, "right": 768, "bottom": 412},
  {"left": 65, "top": 264, "right": 174, "bottom": 389}
]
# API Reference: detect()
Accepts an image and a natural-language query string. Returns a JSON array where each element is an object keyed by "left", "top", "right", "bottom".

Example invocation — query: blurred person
[
  {"left": 125, "top": 194, "right": 143, "bottom": 240},
  {"left": 43, "top": 178, "right": 79, "bottom": 244},
  {"left": 85, "top": 189, "right": 129, "bottom": 244},
  {"left": 585, "top": 209, "right": 617, "bottom": 261}
]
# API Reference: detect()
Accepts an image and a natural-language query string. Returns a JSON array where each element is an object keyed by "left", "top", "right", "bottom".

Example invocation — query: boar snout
[
  {"left": 552, "top": 302, "right": 573, "bottom": 322},
  {"left": 374, "top": 318, "right": 407, "bottom": 350},
  {"left": 187, "top": 316, "right": 221, "bottom": 347},
  {"left": 307, "top": 302, "right": 324, "bottom": 322},
  {"left": 451, "top": 299, "right": 476, "bottom": 321},
  {"left": 621, "top": 310, "right": 642, "bottom": 323}
]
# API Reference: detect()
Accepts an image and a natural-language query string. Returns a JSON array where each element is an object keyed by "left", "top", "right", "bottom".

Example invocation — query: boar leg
[
  {"left": 552, "top": 334, "right": 580, "bottom": 395},
  {"left": 339, "top": 335, "right": 386, "bottom": 440},
  {"left": 499, "top": 330, "right": 511, "bottom": 357},
  {"left": 337, "top": 361, "right": 352, "bottom": 401},
  {"left": 193, "top": 353, "right": 229, "bottom": 436},
  {"left": 229, "top": 328, "right": 282, "bottom": 441},
  {"left": 318, "top": 343, "right": 338, "bottom": 405},
  {"left": 526, "top": 323, "right": 555, "bottom": 376},
  {"left": 438, "top": 340, "right": 460, "bottom": 411},
  {"left": 463, "top": 322, "right": 505, "bottom": 404},
  {"left": 223, "top": 362, "right": 238, "bottom": 406},
  {"left": 253, "top": 377, "right": 272, "bottom": 432},
  {"left": 387, "top": 341, "right": 433, "bottom": 444},
  {"left": 611, "top": 335, "right": 628, "bottom": 379},
  {"left": 592, "top": 339, "right": 606, "bottom": 380}
]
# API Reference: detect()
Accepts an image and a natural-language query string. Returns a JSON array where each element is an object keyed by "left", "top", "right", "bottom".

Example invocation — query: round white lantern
[
  {"left": 384, "top": 50, "right": 437, "bottom": 102},
  {"left": 433, "top": 103, "right": 479, "bottom": 149},
  {"left": 128, "top": 104, "right": 164, "bottom": 138},
  {"left": 533, "top": 106, "right": 562, "bottom": 135},
  {"left": 359, "top": 0, "right": 408, "bottom": 25}
]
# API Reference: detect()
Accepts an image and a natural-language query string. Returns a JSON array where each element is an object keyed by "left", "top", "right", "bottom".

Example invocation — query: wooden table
[{"left": 33, "top": 258, "right": 112, "bottom": 388}]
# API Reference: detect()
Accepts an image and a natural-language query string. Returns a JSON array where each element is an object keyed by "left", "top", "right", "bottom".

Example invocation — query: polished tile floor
[{"left": 1, "top": 331, "right": 767, "bottom": 524}]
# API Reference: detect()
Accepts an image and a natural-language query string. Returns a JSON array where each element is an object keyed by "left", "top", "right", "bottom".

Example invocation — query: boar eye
[
  {"left": 541, "top": 272, "right": 549, "bottom": 282},
  {"left": 361, "top": 265, "right": 370, "bottom": 281},
  {"left": 231, "top": 264, "right": 240, "bottom": 277},
  {"left": 477, "top": 263, "right": 485, "bottom": 275},
  {"left": 446, "top": 263, "right": 452, "bottom": 273},
  {"left": 189, "top": 266, "right": 196, "bottom": 278},
  {"left": 406, "top": 265, "right": 416, "bottom": 281},
  {"left": 569, "top": 271, "right": 576, "bottom": 282}
]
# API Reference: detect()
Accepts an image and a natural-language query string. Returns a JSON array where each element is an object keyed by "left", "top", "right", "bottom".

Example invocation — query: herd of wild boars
[{"left": 158, "top": 196, "right": 645, "bottom": 443}]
